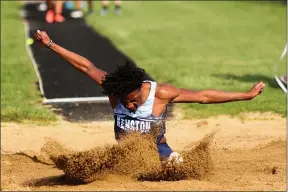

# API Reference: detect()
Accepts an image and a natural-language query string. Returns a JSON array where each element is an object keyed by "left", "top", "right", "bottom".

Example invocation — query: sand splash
[{"left": 40, "top": 130, "right": 215, "bottom": 183}]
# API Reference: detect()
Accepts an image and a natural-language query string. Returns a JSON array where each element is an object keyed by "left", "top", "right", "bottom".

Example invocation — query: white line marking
[
  {"left": 24, "top": 20, "right": 45, "bottom": 96},
  {"left": 274, "top": 43, "right": 287, "bottom": 94},
  {"left": 42, "top": 97, "right": 109, "bottom": 104}
]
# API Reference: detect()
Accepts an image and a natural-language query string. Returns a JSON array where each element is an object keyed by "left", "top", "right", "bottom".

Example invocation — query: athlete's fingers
[{"left": 35, "top": 33, "right": 41, "bottom": 40}]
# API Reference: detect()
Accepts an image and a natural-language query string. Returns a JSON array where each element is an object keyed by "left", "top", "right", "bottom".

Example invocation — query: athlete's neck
[{"left": 140, "top": 82, "right": 152, "bottom": 106}]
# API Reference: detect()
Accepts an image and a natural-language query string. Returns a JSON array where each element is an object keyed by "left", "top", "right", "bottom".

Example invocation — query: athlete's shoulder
[{"left": 155, "top": 83, "right": 181, "bottom": 101}]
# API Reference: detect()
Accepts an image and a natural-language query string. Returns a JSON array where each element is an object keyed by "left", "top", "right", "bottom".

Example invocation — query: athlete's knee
[
  {"left": 167, "top": 152, "right": 184, "bottom": 164},
  {"left": 157, "top": 142, "right": 183, "bottom": 164}
]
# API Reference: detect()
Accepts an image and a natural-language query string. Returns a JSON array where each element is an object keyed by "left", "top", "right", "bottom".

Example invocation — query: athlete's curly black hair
[{"left": 101, "top": 60, "right": 146, "bottom": 98}]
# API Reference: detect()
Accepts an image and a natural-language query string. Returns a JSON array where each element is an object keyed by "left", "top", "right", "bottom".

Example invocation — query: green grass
[
  {"left": 1, "top": 1, "right": 286, "bottom": 123},
  {"left": 1, "top": 2, "right": 57, "bottom": 123},
  {"left": 87, "top": 1, "right": 287, "bottom": 118}
]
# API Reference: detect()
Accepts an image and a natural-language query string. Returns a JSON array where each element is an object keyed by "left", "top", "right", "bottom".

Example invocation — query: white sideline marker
[
  {"left": 274, "top": 43, "right": 287, "bottom": 94},
  {"left": 42, "top": 97, "right": 110, "bottom": 104}
]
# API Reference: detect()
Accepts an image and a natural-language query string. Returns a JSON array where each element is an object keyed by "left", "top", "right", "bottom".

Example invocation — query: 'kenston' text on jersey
[{"left": 116, "top": 116, "right": 151, "bottom": 133}]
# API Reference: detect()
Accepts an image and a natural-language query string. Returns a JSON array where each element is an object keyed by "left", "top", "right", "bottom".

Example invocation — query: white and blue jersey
[{"left": 113, "top": 80, "right": 173, "bottom": 157}]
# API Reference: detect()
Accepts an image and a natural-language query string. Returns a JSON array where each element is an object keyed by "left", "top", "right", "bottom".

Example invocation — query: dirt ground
[{"left": 1, "top": 112, "right": 286, "bottom": 191}]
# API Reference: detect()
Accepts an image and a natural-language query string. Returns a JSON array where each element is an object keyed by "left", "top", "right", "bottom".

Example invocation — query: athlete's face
[{"left": 120, "top": 89, "right": 142, "bottom": 112}]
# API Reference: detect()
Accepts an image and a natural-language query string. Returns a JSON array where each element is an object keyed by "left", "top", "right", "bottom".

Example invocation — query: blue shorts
[{"left": 157, "top": 142, "right": 173, "bottom": 157}]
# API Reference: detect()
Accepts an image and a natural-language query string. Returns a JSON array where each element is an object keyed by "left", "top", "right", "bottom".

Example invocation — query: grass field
[
  {"left": 1, "top": 1, "right": 286, "bottom": 123},
  {"left": 1, "top": 2, "right": 57, "bottom": 123}
]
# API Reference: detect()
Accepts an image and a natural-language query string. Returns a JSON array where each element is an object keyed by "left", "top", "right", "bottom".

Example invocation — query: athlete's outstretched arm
[
  {"left": 34, "top": 30, "right": 107, "bottom": 85},
  {"left": 157, "top": 82, "right": 265, "bottom": 104}
]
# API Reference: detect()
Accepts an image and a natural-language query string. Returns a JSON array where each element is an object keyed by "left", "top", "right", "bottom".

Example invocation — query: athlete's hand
[
  {"left": 246, "top": 81, "right": 265, "bottom": 99},
  {"left": 34, "top": 30, "right": 51, "bottom": 46}
]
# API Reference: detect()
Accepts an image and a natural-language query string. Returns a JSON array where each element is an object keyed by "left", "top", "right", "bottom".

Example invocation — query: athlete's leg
[
  {"left": 54, "top": 0, "right": 65, "bottom": 22},
  {"left": 45, "top": 0, "right": 54, "bottom": 23},
  {"left": 46, "top": 0, "right": 53, "bottom": 9},
  {"left": 70, "top": 0, "right": 84, "bottom": 18},
  {"left": 100, "top": 0, "right": 109, "bottom": 16},
  {"left": 114, "top": 0, "right": 121, "bottom": 15},
  {"left": 157, "top": 142, "right": 183, "bottom": 163},
  {"left": 87, "top": 0, "right": 93, "bottom": 14},
  {"left": 157, "top": 142, "right": 173, "bottom": 158}
]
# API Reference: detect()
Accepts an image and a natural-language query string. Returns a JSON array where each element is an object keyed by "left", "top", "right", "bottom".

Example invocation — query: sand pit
[{"left": 1, "top": 113, "right": 286, "bottom": 191}]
